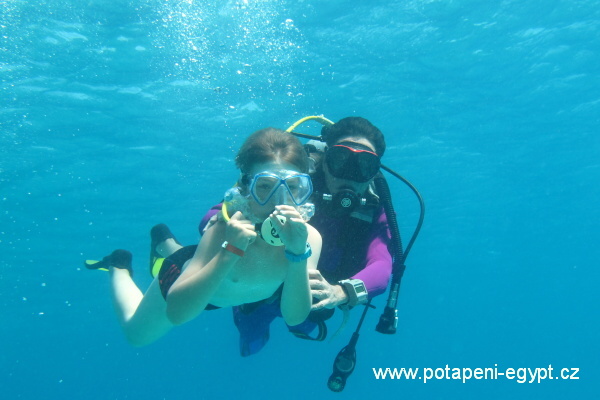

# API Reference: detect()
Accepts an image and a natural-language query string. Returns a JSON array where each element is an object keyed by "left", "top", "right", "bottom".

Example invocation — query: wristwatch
[{"left": 339, "top": 279, "right": 368, "bottom": 307}]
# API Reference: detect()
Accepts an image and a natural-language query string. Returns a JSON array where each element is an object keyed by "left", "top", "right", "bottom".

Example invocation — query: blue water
[{"left": 1, "top": 1, "right": 598, "bottom": 399}]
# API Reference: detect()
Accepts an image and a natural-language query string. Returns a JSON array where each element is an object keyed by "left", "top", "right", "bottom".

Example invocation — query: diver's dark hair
[
  {"left": 321, "top": 117, "right": 386, "bottom": 157},
  {"left": 235, "top": 127, "right": 309, "bottom": 175}
]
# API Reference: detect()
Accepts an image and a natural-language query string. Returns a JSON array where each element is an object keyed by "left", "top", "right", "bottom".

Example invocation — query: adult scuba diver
[{"left": 149, "top": 116, "right": 425, "bottom": 392}]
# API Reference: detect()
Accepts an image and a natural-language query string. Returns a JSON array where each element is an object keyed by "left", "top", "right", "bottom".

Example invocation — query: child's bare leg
[
  {"left": 86, "top": 249, "right": 172, "bottom": 347},
  {"left": 110, "top": 269, "right": 172, "bottom": 346},
  {"left": 156, "top": 238, "right": 182, "bottom": 257}
]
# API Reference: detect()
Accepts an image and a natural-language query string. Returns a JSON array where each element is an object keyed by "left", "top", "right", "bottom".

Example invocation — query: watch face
[{"left": 341, "top": 280, "right": 368, "bottom": 306}]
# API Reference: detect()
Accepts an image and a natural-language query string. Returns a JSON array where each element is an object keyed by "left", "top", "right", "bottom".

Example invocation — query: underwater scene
[{"left": 1, "top": 0, "right": 598, "bottom": 399}]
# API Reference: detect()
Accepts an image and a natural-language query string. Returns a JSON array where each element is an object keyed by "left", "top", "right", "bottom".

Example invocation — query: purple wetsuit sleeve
[
  {"left": 351, "top": 208, "right": 393, "bottom": 298},
  {"left": 198, "top": 203, "right": 223, "bottom": 235}
]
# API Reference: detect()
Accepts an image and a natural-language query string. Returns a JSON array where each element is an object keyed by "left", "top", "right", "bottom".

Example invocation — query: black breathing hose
[
  {"left": 374, "top": 172, "right": 405, "bottom": 334},
  {"left": 327, "top": 167, "right": 425, "bottom": 391}
]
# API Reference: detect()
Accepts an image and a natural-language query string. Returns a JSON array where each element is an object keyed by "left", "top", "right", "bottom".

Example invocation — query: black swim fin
[
  {"left": 149, "top": 223, "right": 180, "bottom": 278},
  {"left": 85, "top": 249, "right": 133, "bottom": 277}
]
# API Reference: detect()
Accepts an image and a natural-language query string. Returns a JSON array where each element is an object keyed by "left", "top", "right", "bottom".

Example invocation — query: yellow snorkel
[
  {"left": 221, "top": 200, "right": 232, "bottom": 222},
  {"left": 221, "top": 186, "right": 243, "bottom": 222},
  {"left": 285, "top": 115, "right": 334, "bottom": 136}
]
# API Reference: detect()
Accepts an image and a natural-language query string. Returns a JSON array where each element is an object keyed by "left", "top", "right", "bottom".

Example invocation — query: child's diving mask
[{"left": 248, "top": 171, "right": 313, "bottom": 206}]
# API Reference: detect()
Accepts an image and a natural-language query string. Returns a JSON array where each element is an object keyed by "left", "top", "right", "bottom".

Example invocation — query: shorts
[{"left": 157, "top": 245, "right": 219, "bottom": 310}]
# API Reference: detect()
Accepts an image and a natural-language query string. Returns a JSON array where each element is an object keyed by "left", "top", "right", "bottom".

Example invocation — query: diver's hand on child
[
  {"left": 270, "top": 205, "right": 308, "bottom": 255},
  {"left": 309, "top": 270, "right": 348, "bottom": 309},
  {"left": 226, "top": 211, "right": 257, "bottom": 251}
]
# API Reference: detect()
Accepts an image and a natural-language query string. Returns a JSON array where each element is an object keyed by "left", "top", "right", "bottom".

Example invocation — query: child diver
[{"left": 85, "top": 128, "right": 322, "bottom": 346}]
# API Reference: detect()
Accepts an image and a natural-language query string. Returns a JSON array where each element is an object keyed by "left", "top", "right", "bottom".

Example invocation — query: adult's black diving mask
[{"left": 325, "top": 142, "right": 381, "bottom": 183}]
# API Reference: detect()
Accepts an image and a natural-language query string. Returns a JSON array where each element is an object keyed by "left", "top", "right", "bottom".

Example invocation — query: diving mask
[
  {"left": 249, "top": 170, "right": 313, "bottom": 206},
  {"left": 325, "top": 142, "right": 380, "bottom": 183}
]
